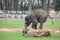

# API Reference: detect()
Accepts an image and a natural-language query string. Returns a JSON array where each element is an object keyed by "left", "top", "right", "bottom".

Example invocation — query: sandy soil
[{"left": 0, "top": 28, "right": 60, "bottom": 33}]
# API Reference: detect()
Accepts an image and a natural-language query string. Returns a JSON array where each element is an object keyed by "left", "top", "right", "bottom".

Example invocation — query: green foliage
[
  {"left": 0, "top": 0, "right": 3, "bottom": 10},
  {"left": 13, "top": 0, "right": 19, "bottom": 10},
  {"left": 55, "top": 0, "right": 60, "bottom": 3},
  {"left": 0, "top": 32, "right": 60, "bottom": 40},
  {"left": 55, "top": 0, "right": 60, "bottom": 11}
]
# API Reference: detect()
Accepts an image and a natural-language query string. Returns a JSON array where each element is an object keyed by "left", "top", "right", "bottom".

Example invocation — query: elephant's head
[{"left": 23, "top": 16, "right": 32, "bottom": 34}]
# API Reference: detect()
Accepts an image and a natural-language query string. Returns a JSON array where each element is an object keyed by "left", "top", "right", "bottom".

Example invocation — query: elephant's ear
[
  {"left": 25, "top": 16, "right": 32, "bottom": 22},
  {"left": 25, "top": 16, "right": 29, "bottom": 21}
]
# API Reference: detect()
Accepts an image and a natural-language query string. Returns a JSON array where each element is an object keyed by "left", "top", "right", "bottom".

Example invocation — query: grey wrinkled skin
[{"left": 24, "top": 9, "right": 48, "bottom": 34}]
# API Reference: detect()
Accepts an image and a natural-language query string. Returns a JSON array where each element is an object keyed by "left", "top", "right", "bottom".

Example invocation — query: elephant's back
[
  {"left": 31, "top": 9, "right": 47, "bottom": 15},
  {"left": 28, "top": 9, "right": 48, "bottom": 18}
]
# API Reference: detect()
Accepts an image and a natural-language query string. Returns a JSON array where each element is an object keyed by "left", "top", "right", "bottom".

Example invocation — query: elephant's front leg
[
  {"left": 32, "top": 19, "right": 37, "bottom": 29},
  {"left": 39, "top": 22, "right": 43, "bottom": 29},
  {"left": 24, "top": 21, "right": 31, "bottom": 34}
]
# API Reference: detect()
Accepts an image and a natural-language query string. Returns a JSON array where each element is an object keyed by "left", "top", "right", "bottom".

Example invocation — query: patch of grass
[
  {"left": 0, "top": 32, "right": 60, "bottom": 40},
  {"left": 0, "top": 19, "right": 60, "bottom": 29},
  {"left": 44, "top": 19, "right": 60, "bottom": 29},
  {"left": 0, "top": 19, "right": 24, "bottom": 28}
]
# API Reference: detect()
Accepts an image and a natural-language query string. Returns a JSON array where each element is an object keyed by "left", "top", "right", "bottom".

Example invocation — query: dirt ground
[{"left": 0, "top": 28, "right": 60, "bottom": 33}]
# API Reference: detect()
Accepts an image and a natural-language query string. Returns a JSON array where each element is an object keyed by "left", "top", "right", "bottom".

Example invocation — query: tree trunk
[{"left": 28, "top": 0, "right": 32, "bottom": 13}]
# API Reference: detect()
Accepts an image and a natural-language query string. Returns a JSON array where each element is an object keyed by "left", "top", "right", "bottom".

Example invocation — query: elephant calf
[{"left": 24, "top": 9, "right": 48, "bottom": 33}]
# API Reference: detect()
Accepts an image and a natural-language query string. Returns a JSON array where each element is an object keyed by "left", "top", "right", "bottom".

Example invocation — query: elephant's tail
[{"left": 48, "top": 15, "right": 54, "bottom": 24}]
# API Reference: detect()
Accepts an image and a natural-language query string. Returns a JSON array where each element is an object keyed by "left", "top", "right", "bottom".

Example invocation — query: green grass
[
  {"left": 0, "top": 19, "right": 24, "bottom": 28},
  {"left": 0, "top": 19, "right": 60, "bottom": 29},
  {"left": 0, "top": 19, "right": 60, "bottom": 40},
  {"left": 44, "top": 19, "right": 60, "bottom": 29},
  {"left": 0, "top": 32, "right": 60, "bottom": 40}
]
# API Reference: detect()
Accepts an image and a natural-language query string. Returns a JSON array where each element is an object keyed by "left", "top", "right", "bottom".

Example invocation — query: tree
[
  {"left": 0, "top": 0, "right": 3, "bottom": 10},
  {"left": 13, "top": 0, "right": 19, "bottom": 10},
  {"left": 54, "top": 0, "right": 60, "bottom": 11}
]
